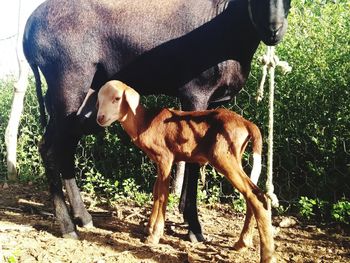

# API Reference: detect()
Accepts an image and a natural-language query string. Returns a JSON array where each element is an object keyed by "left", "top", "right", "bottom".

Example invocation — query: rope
[
  {"left": 256, "top": 47, "right": 291, "bottom": 102},
  {"left": 257, "top": 46, "right": 291, "bottom": 208}
]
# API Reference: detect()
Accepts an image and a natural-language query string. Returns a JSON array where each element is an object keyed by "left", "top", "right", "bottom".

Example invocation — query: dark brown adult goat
[{"left": 23, "top": 0, "right": 291, "bottom": 241}]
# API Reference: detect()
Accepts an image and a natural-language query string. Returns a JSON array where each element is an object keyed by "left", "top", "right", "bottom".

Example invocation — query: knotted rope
[{"left": 257, "top": 46, "right": 291, "bottom": 208}]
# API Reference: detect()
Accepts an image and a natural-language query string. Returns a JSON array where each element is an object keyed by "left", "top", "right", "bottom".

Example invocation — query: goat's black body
[
  {"left": 110, "top": 2, "right": 256, "bottom": 99},
  {"left": 23, "top": 0, "right": 290, "bottom": 239}
]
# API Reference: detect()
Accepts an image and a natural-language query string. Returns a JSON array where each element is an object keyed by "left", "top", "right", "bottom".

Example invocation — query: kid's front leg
[{"left": 146, "top": 161, "right": 172, "bottom": 244}]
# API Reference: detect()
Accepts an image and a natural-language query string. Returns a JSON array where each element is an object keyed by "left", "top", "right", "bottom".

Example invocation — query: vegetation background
[{"left": 1, "top": 0, "right": 349, "bottom": 224}]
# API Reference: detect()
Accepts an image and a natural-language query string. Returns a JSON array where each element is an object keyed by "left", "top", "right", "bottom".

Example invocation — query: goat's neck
[
  {"left": 184, "top": 0, "right": 259, "bottom": 66},
  {"left": 119, "top": 105, "right": 147, "bottom": 141}
]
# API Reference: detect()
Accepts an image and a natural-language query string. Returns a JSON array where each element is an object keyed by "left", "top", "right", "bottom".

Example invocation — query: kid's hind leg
[
  {"left": 212, "top": 157, "right": 275, "bottom": 263},
  {"left": 233, "top": 150, "right": 256, "bottom": 249},
  {"left": 233, "top": 202, "right": 255, "bottom": 250}
]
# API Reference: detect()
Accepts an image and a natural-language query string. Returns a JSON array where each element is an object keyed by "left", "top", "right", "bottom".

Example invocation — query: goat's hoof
[
  {"left": 73, "top": 214, "right": 93, "bottom": 227},
  {"left": 62, "top": 231, "right": 79, "bottom": 240},
  {"left": 188, "top": 231, "right": 205, "bottom": 243},
  {"left": 145, "top": 235, "right": 160, "bottom": 245},
  {"left": 83, "top": 221, "right": 94, "bottom": 229}
]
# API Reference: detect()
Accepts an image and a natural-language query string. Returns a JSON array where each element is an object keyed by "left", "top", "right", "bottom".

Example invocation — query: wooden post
[
  {"left": 172, "top": 161, "right": 185, "bottom": 196},
  {"left": 5, "top": 0, "right": 29, "bottom": 181},
  {"left": 171, "top": 99, "right": 185, "bottom": 196}
]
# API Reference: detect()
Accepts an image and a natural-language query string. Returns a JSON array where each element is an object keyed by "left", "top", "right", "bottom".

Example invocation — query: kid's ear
[{"left": 124, "top": 86, "right": 140, "bottom": 115}]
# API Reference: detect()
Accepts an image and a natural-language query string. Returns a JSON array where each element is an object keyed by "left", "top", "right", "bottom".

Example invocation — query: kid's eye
[{"left": 112, "top": 97, "right": 120, "bottom": 103}]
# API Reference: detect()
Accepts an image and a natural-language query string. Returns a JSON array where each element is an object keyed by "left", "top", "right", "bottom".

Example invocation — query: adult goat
[{"left": 23, "top": 0, "right": 291, "bottom": 241}]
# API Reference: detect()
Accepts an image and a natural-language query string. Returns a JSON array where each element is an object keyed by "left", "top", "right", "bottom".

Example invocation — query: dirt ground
[{"left": 0, "top": 184, "right": 349, "bottom": 263}]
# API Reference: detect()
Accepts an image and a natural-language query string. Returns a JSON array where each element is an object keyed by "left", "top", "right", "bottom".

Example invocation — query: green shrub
[
  {"left": 232, "top": 196, "right": 246, "bottom": 214},
  {"left": 298, "top": 196, "right": 330, "bottom": 221},
  {"left": 233, "top": 0, "right": 350, "bottom": 213},
  {"left": 271, "top": 0, "right": 350, "bottom": 203},
  {"left": 331, "top": 198, "right": 350, "bottom": 224}
]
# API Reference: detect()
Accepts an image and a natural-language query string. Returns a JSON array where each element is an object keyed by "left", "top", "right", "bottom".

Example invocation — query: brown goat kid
[{"left": 96, "top": 80, "right": 275, "bottom": 263}]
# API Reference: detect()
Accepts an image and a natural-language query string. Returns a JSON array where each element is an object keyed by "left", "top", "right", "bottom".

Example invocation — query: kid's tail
[{"left": 249, "top": 123, "right": 262, "bottom": 185}]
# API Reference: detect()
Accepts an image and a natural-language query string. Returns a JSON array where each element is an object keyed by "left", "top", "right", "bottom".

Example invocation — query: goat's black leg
[
  {"left": 64, "top": 179, "right": 92, "bottom": 227},
  {"left": 179, "top": 95, "right": 208, "bottom": 242},
  {"left": 39, "top": 122, "right": 77, "bottom": 238},
  {"left": 59, "top": 134, "right": 92, "bottom": 228},
  {"left": 180, "top": 163, "right": 205, "bottom": 242}
]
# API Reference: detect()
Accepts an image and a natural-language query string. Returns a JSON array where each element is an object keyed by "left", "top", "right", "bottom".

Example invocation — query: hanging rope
[
  {"left": 257, "top": 46, "right": 291, "bottom": 208},
  {"left": 256, "top": 46, "right": 291, "bottom": 102}
]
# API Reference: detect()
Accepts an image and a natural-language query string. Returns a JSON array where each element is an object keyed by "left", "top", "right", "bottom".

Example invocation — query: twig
[
  {"left": 0, "top": 34, "right": 17, "bottom": 41},
  {"left": 89, "top": 211, "right": 113, "bottom": 218},
  {"left": 0, "top": 224, "right": 34, "bottom": 233},
  {"left": 0, "top": 205, "right": 54, "bottom": 218},
  {"left": 125, "top": 211, "right": 148, "bottom": 220}
]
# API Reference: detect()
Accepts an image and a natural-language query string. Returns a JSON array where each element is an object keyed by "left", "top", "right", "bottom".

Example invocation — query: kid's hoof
[
  {"left": 145, "top": 235, "right": 160, "bottom": 245},
  {"left": 233, "top": 238, "right": 253, "bottom": 251},
  {"left": 144, "top": 224, "right": 152, "bottom": 235},
  {"left": 188, "top": 231, "right": 205, "bottom": 243},
  {"left": 261, "top": 255, "right": 277, "bottom": 263},
  {"left": 63, "top": 231, "right": 79, "bottom": 239}
]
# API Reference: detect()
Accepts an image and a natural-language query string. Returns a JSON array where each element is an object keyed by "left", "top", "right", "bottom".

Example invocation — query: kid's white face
[{"left": 96, "top": 84, "right": 124, "bottom": 127}]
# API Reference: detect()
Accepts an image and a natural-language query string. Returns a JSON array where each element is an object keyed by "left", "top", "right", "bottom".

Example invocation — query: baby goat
[{"left": 96, "top": 80, "right": 275, "bottom": 262}]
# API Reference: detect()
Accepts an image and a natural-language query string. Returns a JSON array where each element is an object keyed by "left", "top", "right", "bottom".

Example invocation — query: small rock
[
  {"left": 187, "top": 252, "right": 203, "bottom": 263},
  {"left": 116, "top": 210, "right": 123, "bottom": 219},
  {"left": 215, "top": 254, "right": 225, "bottom": 261},
  {"left": 279, "top": 217, "right": 297, "bottom": 228},
  {"left": 3, "top": 182, "right": 9, "bottom": 189},
  {"left": 273, "top": 226, "right": 280, "bottom": 236}
]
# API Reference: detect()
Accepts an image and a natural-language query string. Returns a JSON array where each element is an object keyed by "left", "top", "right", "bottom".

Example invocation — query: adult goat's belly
[{"left": 207, "top": 60, "right": 247, "bottom": 104}]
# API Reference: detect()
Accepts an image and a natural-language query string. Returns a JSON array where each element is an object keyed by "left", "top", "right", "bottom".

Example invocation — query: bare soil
[{"left": 0, "top": 184, "right": 349, "bottom": 263}]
